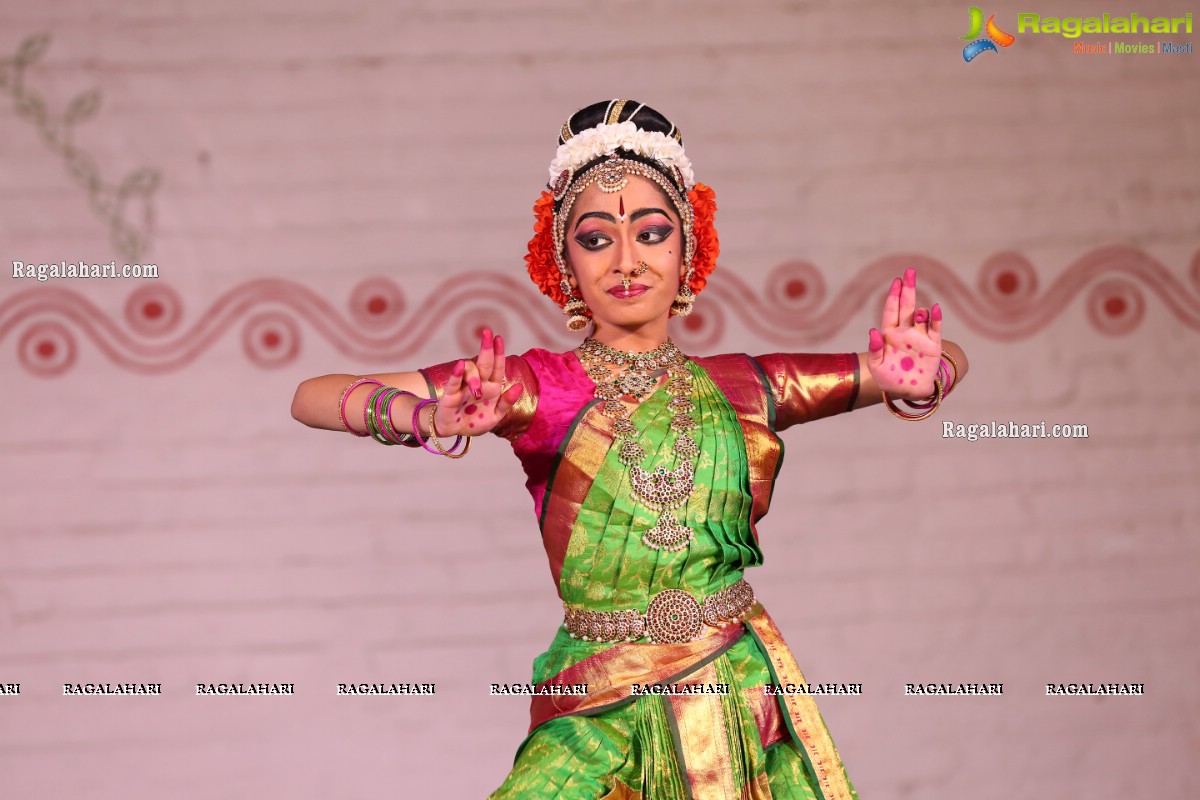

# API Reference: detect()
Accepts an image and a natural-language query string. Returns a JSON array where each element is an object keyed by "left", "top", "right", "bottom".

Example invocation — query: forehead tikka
[{"left": 597, "top": 159, "right": 629, "bottom": 193}]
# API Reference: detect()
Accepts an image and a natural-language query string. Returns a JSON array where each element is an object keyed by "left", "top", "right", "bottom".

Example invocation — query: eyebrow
[{"left": 573, "top": 207, "right": 673, "bottom": 231}]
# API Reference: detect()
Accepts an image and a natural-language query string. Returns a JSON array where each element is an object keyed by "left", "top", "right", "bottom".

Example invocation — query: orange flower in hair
[
  {"left": 524, "top": 191, "right": 568, "bottom": 306},
  {"left": 682, "top": 183, "right": 719, "bottom": 299}
]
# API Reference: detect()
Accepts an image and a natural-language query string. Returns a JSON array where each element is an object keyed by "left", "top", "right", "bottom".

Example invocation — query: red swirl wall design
[{"left": 4, "top": 246, "right": 1199, "bottom": 377}]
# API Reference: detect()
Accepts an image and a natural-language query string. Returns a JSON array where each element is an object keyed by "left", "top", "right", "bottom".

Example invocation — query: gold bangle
[
  {"left": 940, "top": 350, "right": 959, "bottom": 396},
  {"left": 424, "top": 402, "right": 472, "bottom": 459},
  {"left": 882, "top": 375, "right": 944, "bottom": 421}
]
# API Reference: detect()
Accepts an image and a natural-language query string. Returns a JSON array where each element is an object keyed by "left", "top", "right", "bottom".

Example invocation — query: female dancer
[{"left": 292, "top": 99, "right": 968, "bottom": 799}]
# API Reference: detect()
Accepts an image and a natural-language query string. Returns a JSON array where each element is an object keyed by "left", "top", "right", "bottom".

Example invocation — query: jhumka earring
[
  {"left": 560, "top": 276, "right": 590, "bottom": 331},
  {"left": 671, "top": 267, "right": 696, "bottom": 316}
]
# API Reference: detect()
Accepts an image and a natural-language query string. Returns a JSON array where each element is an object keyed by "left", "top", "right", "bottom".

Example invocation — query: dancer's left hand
[{"left": 865, "top": 267, "right": 943, "bottom": 400}]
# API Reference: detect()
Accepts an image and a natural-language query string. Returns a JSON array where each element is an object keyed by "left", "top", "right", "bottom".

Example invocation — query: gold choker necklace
[{"left": 577, "top": 338, "right": 684, "bottom": 400}]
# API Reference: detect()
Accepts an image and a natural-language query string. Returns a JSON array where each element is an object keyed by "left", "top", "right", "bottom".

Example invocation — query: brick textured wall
[{"left": 2, "top": 0, "right": 1198, "bottom": 797}]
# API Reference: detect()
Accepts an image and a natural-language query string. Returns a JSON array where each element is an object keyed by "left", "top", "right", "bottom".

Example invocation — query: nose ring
[{"left": 622, "top": 262, "right": 650, "bottom": 291}]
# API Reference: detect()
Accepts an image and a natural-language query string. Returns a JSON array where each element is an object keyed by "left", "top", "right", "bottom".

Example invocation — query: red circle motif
[
  {"left": 349, "top": 278, "right": 405, "bottom": 329},
  {"left": 242, "top": 312, "right": 300, "bottom": 367},
  {"left": 125, "top": 286, "right": 182, "bottom": 337},
  {"left": 19, "top": 321, "right": 77, "bottom": 378},
  {"left": 979, "top": 253, "right": 1036, "bottom": 306},
  {"left": 1086, "top": 279, "right": 1144, "bottom": 336}
]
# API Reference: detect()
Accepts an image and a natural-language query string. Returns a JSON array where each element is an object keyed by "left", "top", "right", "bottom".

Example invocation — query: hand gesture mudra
[
  {"left": 433, "top": 328, "right": 526, "bottom": 436},
  {"left": 866, "top": 267, "right": 944, "bottom": 401}
]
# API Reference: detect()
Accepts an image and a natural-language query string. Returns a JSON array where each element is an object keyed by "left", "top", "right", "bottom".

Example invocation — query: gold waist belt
[{"left": 563, "top": 579, "right": 756, "bottom": 645}]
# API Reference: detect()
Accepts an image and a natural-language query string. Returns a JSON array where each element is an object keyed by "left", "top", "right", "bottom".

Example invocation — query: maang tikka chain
[{"left": 578, "top": 337, "right": 699, "bottom": 551}]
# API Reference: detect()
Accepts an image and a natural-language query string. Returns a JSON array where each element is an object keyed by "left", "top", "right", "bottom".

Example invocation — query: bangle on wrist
[
  {"left": 366, "top": 386, "right": 400, "bottom": 445},
  {"left": 902, "top": 360, "right": 947, "bottom": 410},
  {"left": 423, "top": 402, "right": 470, "bottom": 459},
  {"left": 379, "top": 389, "right": 419, "bottom": 446},
  {"left": 939, "top": 351, "right": 959, "bottom": 397},
  {"left": 883, "top": 374, "right": 944, "bottom": 421},
  {"left": 386, "top": 391, "right": 424, "bottom": 448},
  {"left": 411, "top": 399, "right": 441, "bottom": 454},
  {"left": 338, "top": 378, "right": 382, "bottom": 436}
]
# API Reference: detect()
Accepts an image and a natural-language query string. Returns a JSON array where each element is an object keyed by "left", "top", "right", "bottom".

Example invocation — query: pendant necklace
[{"left": 577, "top": 337, "right": 699, "bottom": 551}]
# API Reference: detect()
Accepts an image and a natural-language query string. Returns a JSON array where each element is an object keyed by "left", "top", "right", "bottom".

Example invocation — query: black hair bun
[{"left": 558, "top": 99, "right": 682, "bottom": 146}]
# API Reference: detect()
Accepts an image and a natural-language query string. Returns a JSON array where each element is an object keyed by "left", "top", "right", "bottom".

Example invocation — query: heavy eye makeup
[{"left": 574, "top": 222, "right": 675, "bottom": 251}]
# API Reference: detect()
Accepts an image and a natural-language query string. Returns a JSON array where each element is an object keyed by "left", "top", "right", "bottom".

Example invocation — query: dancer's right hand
[{"left": 431, "top": 328, "right": 525, "bottom": 436}]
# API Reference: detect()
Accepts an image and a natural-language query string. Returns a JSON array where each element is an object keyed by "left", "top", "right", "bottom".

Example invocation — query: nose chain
[{"left": 620, "top": 261, "right": 650, "bottom": 292}]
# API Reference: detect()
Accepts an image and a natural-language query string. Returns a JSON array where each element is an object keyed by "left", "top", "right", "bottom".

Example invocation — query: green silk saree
[{"left": 420, "top": 348, "right": 861, "bottom": 800}]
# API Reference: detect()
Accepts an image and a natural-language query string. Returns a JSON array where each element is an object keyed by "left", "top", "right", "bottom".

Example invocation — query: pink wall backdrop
[{"left": 2, "top": 0, "right": 1198, "bottom": 797}]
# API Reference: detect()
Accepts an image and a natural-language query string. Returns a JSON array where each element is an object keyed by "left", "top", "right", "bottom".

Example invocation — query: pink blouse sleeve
[
  {"left": 751, "top": 352, "right": 860, "bottom": 432},
  {"left": 416, "top": 353, "right": 540, "bottom": 442}
]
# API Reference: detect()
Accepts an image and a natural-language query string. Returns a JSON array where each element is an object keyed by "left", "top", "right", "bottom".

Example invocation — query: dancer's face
[{"left": 563, "top": 174, "right": 685, "bottom": 333}]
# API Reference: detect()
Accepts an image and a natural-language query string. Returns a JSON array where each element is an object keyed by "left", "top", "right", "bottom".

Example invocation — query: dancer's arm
[{"left": 290, "top": 328, "right": 524, "bottom": 437}]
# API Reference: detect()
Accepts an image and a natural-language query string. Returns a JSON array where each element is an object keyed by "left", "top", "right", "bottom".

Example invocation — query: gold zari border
[{"left": 743, "top": 607, "right": 854, "bottom": 800}]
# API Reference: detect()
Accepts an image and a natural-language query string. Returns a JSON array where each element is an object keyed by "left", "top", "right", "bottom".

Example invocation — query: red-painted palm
[
  {"left": 433, "top": 328, "right": 526, "bottom": 436},
  {"left": 866, "top": 268, "right": 945, "bottom": 400}
]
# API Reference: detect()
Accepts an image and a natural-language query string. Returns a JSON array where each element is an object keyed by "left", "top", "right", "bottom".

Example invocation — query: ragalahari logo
[{"left": 962, "top": 7, "right": 1016, "bottom": 61}]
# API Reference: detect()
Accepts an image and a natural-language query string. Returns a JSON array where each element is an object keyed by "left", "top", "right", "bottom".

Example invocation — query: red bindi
[
  {"left": 900, "top": 356, "right": 914, "bottom": 371},
  {"left": 464, "top": 404, "right": 477, "bottom": 414}
]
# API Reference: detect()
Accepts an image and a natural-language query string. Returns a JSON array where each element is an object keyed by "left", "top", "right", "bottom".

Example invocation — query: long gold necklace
[{"left": 577, "top": 337, "right": 698, "bottom": 551}]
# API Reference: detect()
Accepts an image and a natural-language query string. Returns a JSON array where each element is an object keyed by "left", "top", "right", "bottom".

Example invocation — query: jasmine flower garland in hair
[{"left": 548, "top": 121, "right": 696, "bottom": 190}]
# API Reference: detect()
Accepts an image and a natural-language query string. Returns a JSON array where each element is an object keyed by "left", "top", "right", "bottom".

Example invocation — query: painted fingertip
[
  {"left": 453, "top": 359, "right": 465, "bottom": 374},
  {"left": 904, "top": 268, "right": 916, "bottom": 286},
  {"left": 931, "top": 304, "right": 942, "bottom": 321},
  {"left": 868, "top": 328, "right": 884, "bottom": 351},
  {"left": 914, "top": 309, "right": 928, "bottom": 324}
]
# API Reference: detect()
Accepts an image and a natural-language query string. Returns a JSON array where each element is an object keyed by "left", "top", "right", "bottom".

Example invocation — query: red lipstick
[{"left": 608, "top": 284, "right": 648, "bottom": 298}]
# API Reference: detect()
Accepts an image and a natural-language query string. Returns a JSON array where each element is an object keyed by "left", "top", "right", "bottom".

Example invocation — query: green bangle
[
  {"left": 378, "top": 389, "right": 417, "bottom": 446},
  {"left": 365, "top": 386, "right": 398, "bottom": 445}
]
